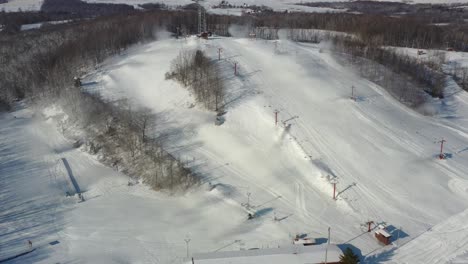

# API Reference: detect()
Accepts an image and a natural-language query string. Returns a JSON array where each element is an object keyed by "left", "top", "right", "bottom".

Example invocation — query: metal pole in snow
[
  {"left": 439, "top": 139, "right": 446, "bottom": 159},
  {"left": 218, "top": 48, "right": 222, "bottom": 60},
  {"left": 325, "top": 227, "right": 330, "bottom": 264},
  {"left": 274, "top": 110, "right": 279, "bottom": 126},
  {"left": 185, "top": 238, "right": 191, "bottom": 259},
  {"left": 333, "top": 182, "right": 336, "bottom": 200}
]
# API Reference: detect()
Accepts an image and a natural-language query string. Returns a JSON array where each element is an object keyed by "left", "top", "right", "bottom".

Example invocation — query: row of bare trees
[
  {"left": 61, "top": 87, "right": 198, "bottom": 191},
  {"left": 167, "top": 49, "right": 225, "bottom": 112},
  {"left": 447, "top": 62, "right": 468, "bottom": 92},
  {"left": 330, "top": 36, "right": 446, "bottom": 106}
]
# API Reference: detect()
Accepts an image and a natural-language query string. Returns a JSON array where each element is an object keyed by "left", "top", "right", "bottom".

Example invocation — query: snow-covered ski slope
[
  {"left": 2, "top": 36, "right": 468, "bottom": 264},
  {"left": 78, "top": 36, "right": 468, "bottom": 263}
]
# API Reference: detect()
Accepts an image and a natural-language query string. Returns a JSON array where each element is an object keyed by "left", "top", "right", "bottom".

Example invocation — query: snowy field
[
  {"left": 0, "top": 0, "right": 43, "bottom": 12},
  {"left": 2, "top": 36, "right": 468, "bottom": 264}
]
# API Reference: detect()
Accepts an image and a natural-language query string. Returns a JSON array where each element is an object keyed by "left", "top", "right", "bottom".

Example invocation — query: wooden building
[{"left": 375, "top": 228, "right": 392, "bottom": 245}]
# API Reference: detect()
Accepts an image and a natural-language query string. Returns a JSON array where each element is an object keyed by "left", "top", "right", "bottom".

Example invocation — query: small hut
[{"left": 375, "top": 227, "right": 392, "bottom": 245}]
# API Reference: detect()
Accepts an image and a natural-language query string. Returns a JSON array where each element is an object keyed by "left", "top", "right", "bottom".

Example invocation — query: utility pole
[
  {"left": 274, "top": 110, "right": 279, "bottom": 126},
  {"left": 331, "top": 180, "right": 337, "bottom": 200},
  {"left": 324, "top": 227, "right": 331, "bottom": 264},
  {"left": 439, "top": 138, "right": 446, "bottom": 159},
  {"left": 333, "top": 182, "right": 336, "bottom": 200},
  {"left": 184, "top": 237, "right": 191, "bottom": 259}
]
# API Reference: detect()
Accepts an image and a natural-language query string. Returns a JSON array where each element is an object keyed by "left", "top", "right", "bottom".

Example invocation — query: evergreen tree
[{"left": 340, "top": 247, "right": 359, "bottom": 264}]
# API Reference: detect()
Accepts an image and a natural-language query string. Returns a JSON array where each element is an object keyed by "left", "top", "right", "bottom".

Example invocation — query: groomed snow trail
[{"left": 387, "top": 208, "right": 468, "bottom": 264}]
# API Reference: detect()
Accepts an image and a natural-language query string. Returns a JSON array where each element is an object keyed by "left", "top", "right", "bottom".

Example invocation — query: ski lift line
[
  {"left": 293, "top": 118, "right": 383, "bottom": 222},
  {"left": 213, "top": 46, "right": 376, "bottom": 228},
  {"left": 235, "top": 46, "right": 394, "bottom": 236}
]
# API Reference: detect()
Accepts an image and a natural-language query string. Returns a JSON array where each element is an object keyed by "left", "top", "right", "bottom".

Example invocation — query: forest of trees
[{"left": 167, "top": 49, "right": 225, "bottom": 112}]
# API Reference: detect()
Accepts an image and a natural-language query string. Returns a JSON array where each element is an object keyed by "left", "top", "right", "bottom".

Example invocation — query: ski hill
[{"left": 2, "top": 35, "right": 468, "bottom": 264}]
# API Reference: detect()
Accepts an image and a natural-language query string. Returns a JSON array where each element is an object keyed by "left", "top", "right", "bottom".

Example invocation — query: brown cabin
[{"left": 375, "top": 228, "right": 392, "bottom": 245}]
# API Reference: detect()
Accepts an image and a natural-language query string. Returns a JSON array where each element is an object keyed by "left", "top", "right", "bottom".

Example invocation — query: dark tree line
[
  {"left": 298, "top": 1, "right": 468, "bottom": 21},
  {"left": 41, "top": 0, "right": 135, "bottom": 17},
  {"left": 167, "top": 49, "right": 225, "bottom": 112}
]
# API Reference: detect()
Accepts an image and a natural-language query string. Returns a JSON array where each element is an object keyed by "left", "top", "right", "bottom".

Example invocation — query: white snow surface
[
  {"left": 20, "top": 22, "right": 42, "bottom": 31},
  {"left": 192, "top": 244, "right": 342, "bottom": 263},
  {"left": 0, "top": 0, "right": 43, "bottom": 12},
  {"left": 2, "top": 36, "right": 468, "bottom": 264}
]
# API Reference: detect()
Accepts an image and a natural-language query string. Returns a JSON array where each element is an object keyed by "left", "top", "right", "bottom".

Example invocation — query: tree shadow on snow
[
  {"left": 386, "top": 225, "right": 409, "bottom": 241},
  {"left": 338, "top": 244, "right": 363, "bottom": 260},
  {"left": 363, "top": 248, "right": 396, "bottom": 264},
  {"left": 254, "top": 207, "right": 274, "bottom": 218},
  {"left": 314, "top": 237, "right": 328, "bottom": 245}
]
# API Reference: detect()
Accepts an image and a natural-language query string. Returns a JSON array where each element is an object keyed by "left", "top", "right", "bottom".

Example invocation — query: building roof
[
  {"left": 293, "top": 237, "right": 316, "bottom": 245},
  {"left": 375, "top": 228, "right": 392, "bottom": 238},
  {"left": 192, "top": 244, "right": 342, "bottom": 264}
]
